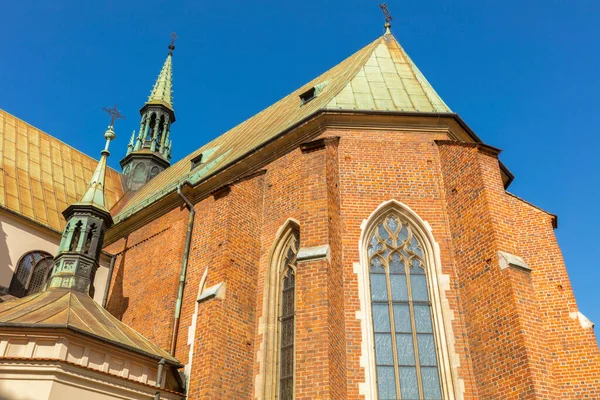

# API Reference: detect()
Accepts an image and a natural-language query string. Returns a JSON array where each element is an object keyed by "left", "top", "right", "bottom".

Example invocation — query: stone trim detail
[
  {"left": 297, "top": 245, "right": 330, "bottom": 263},
  {"left": 570, "top": 311, "right": 595, "bottom": 329},
  {"left": 197, "top": 282, "right": 226, "bottom": 303},
  {"left": 299, "top": 136, "right": 340, "bottom": 153},
  {"left": 498, "top": 251, "right": 531, "bottom": 272},
  {"left": 434, "top": 139, "right": 502, "bottom": 157}
]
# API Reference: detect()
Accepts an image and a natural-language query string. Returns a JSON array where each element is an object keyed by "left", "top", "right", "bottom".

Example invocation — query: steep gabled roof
[
  {"left": 113, "top": 33, "right": 451, "bottom": 223},
  {"left": 0, "top": 109, "right": 125, "bottom": 232}
]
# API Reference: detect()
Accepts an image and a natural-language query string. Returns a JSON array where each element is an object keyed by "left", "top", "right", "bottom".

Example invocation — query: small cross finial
[
  {"left": 169, "top": 32, "right": 177, "bottom": 53},
  {"left": 379, "top": 3, "right": 393, "bottom": 33},
  {"left": 102, "top": 104, "right": 125, "bottom": 127}
]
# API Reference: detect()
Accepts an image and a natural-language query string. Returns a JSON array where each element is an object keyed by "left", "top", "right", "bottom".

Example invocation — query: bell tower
[{"left": 120, "top": 34, "right": 177, "bottom": 191}]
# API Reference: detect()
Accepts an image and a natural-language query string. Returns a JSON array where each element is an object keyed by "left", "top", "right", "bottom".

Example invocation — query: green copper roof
[
  {"left": 113, "top": 32, "right": 452, "bottom": 223},
  {"left": 76, "top": 126, "right": 115, "bottom": 212},
  {"left": 147, "top": 52, "right": 174, "bottom": 110}
]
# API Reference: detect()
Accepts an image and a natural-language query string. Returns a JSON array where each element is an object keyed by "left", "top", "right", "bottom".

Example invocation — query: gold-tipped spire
[
  {"left": 147, "top": 33, "right": 176, "bottom": 110},
  {"left": 77, "top": 106, "right": 123, "bottom": 211}
]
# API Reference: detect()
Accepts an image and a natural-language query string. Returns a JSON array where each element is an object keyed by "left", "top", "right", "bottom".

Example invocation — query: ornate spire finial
[
  {"left": 102, "top": 104, "right": 125, "bottom": 128},
  {"left": 101, "top": 104, "right": 124, "bottom": 155},
  {"left": 379, "top": 3, "right": 393, "bottom": 34},
  {"left": 169, "top": 32, "right": 177, "bottom": 54}
]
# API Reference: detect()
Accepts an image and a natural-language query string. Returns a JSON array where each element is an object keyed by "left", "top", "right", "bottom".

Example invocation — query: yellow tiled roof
[
  {"left": 0, "top": 109, "right": 125, "bottom": 232},
  {"left": 112, "top": 33, "right": 452, "bottom": 222}
]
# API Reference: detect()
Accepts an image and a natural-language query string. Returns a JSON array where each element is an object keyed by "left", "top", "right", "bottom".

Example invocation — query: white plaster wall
[
  {"left": 0, "top": 210, "right": 111, "bottom": 304},
  {"left": 0, "top": 211, "right": 59, "bottom": 289},
  {"left": 0, "top": 375, "right": 53, "bottom": 400}
]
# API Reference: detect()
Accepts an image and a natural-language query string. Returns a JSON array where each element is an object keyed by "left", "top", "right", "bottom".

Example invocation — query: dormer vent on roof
[
  {"left": 299, "top": 80, "right": 330, "bottom": 105},
  {"left": 190, "top": 153, "right": 203, "bottom": 170},
  {"left": 300, "top": 87, "right": 316, "bottom": 104}
]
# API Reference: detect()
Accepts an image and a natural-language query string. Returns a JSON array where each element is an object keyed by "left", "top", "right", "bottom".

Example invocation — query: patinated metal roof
[
  {"left": 0, "top": 109, "right": 125, "bottom": 231},
  {"left": 0, "top": 289, "right": 180, "bottom": 365},
  {"left": 147, "top": 52, "right": 174, "bottom": 111},
  {"left": 114, "top": 32, "right": 450, "bottom": 223}
]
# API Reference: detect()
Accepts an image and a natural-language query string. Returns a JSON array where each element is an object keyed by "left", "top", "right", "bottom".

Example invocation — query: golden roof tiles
[{"left": 0, "top": 109, "right": 125, "bottom": 232}]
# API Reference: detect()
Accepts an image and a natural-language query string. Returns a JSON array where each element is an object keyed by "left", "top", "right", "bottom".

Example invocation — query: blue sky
[{"left": 2, "top": 1, "right": 599, "bottom": 339}]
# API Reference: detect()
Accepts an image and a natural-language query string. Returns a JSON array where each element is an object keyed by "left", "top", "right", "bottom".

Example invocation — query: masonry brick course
[{"left": 103, "top": 119, "right": 600, "bottom": 399}]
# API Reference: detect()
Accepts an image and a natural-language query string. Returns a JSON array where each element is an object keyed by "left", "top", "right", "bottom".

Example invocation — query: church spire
[
  {"left": 48, "top": 108, "right": 120, "bottom": 295},
  {"left": 147, "top": 40, "right": 174, "bottom": 110},
  {"left": 77, "top": 106, "right": 119, "bottom": 211},
  {"left": 120, "top": 33, "right": 177, "bottom": 192}
]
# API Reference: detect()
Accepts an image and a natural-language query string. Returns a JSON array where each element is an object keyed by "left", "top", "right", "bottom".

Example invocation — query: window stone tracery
[{"left": 366, "top": 210, "right": 445, "bottom": 400}]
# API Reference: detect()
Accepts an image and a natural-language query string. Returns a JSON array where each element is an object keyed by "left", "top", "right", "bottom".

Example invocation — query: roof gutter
[{"left": 169, "top": 181, "right": 195, "bottom": 356}]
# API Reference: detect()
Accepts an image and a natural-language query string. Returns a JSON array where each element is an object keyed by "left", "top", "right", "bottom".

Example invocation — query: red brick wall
[
  {"left": 437, "top": 141, "right": 559, "bottom": 398},
  {"left": 333, "top": 129, "right": 477, "bottom": 399},
  {"left": 104, "top": 206, "right": 189, "bottom": 351},
  {"left": 508, "top": 194, "right": 600, "bottom": 398},
  {"left": 102, "top": 123, "right": 599, "bottom": 399}
]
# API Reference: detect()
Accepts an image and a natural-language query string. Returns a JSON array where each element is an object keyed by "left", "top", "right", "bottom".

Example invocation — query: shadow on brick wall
[{"left": 106, "top": 235, "right": 130, "bottom": 320}]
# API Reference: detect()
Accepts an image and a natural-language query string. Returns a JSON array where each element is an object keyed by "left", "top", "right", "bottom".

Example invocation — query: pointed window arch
[
  {"left": 69, "top": 221, "right": 83, "bottom": 252},
  {"left": 360, "top": 201, "right": 457, "bottom": 400},
  {"left": 83, "top": 223, "right": 97, "bottom": 255},
  {"left": 8, "top": 251, "right": 53, "bottom": 298},
  {"left": 259, "top": 220, "right": 300, "bottom": 400}
]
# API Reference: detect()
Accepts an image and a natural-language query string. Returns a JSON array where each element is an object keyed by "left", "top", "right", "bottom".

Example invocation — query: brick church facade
[{"left": 0, "top": 22, "right": 598, "bottom": 400}]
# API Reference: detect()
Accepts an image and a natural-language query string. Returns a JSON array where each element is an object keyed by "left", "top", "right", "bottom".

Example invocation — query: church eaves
[{"left": 112, "top": 32, "right": 453, "bottom": 223}]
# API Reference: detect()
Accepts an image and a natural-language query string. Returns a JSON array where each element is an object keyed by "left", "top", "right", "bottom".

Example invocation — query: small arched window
[
  {"left": 259, "top": 220, "right": 300, "bottom": 399},
  {"left": 279, "top": 232, "right": 298, "bottom": 400},
  {"left": 368, "top": 212, "right": 443, "bottom": 399},
  {"left": 9, "top": 251, "right": 53, "bottom": 298},
  {"left": 83, "top": 223, "right": 97, "bottom": 254},
  {"left": 69, "top": 221, "right": 83, "bottom": 252}
]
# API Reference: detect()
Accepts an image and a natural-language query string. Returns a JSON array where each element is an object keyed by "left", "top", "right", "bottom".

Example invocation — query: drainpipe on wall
[
  {"left": 170, "top": 181, "right": 196, "bottom": 355},
  {"left": 153, "top": 358, "right": 166, "bottom": 400},
  {"left": 102, "top": 254, "right": 117, "bottom": 308}
]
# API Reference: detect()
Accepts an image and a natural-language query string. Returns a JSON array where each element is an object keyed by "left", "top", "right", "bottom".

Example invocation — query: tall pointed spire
[
  {"left": 76, "top": 125, "right": 116, "bottom": 211},
  {"left": 147, "top": 51, "right": 174, "bottom": 110},
  {"left": 46, "top": 107, "right": 122, "bottom": 294},
  {"left": 120, "top": 34, "right": 177, "bottom": 192}
]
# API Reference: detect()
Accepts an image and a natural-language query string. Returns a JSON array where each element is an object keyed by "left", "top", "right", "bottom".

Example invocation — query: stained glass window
[
  {"left": 279, "top": 232, "right": 299, "bottom": 400},
  {"left": 9, "top": 251, "right": 53, "bottom": 298},
  {"left": 369, "top": 215, "right": 443, "bottom": 400}
]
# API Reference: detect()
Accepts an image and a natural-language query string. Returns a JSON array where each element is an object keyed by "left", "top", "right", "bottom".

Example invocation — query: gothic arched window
[
  {"left": 279, "top": 233, "right": 298, "bottom": 400},
  {"left": 9, "top": 251, "right": 53, "bottom": 298},
  {"left": 259, "top": 220, "right": 300, "bottom": 400},
  {"left": 368, "top": 213, "right": 443, "bottom": 400},
  {"left": 83, "top": 223, "right": 97, "bottom": 255},
  {"left": 69, "top": 221, "right": 83, "bottom": 252}
]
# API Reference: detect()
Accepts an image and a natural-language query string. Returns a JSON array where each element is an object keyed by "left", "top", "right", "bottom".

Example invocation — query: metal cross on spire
[
  {"left": 102, "top": 104, "right": 125, "bottom": 127},
  {"left": 379, "top": 3, "right": 393, "bottom": 33},
  {"left": 169, "top": 32, "right": 177, "bottom": 53}
]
